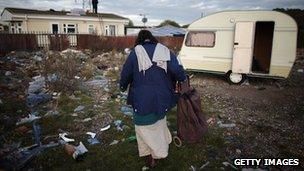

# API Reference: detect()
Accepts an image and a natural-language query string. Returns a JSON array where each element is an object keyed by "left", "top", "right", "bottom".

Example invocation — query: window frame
[
  {"left": 105, "top": 25, "right": 116, "bottom": 36},
  {"left": 88, "top": 24, "right": 95, "bottom": 34},
  {"left": 63, "top": 23, "right": 78, "bottom": 34},
  {"left": 185, "top": 31, "right": 216, "bottom": 48}
]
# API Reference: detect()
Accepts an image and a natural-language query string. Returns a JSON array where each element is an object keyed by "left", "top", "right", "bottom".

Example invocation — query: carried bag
[{"left": 177, "top": 78, "right": 208, "bottom": 143}]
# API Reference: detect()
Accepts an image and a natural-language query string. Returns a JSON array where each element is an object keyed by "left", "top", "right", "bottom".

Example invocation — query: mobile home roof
[{"left": 189, "top": 10, "right": 297, "bottom": 30}]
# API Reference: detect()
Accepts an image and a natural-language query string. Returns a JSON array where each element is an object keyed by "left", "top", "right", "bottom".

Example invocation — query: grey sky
[{"left": 0, "top": 0, "right": 303, "bottom": 26}]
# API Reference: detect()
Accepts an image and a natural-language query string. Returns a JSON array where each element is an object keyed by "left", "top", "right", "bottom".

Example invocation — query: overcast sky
[{"left": 0, "top": 0, "right": 303, "bottom": 26}]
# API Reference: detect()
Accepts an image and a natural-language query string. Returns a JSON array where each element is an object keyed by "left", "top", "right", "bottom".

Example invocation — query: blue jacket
[{"left": 119, "top": 41, "right": 186, "bottom": 118}]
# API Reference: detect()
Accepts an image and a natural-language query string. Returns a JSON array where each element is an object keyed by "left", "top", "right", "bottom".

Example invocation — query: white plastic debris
[
  {"left": 71, "top": 113, "right": 78, "bottom": 117},
  {"left": 100, "top": 125, "right": 111, "bottom": 131},
  {"left": 28, "top": 75, "right": 46, "bottom": 94},
  {"left": 124, "top": 48, "right": 131, "bottom": 54},
  {"left": 74, "top": 105, "right": 85, "bottom": 112},
  {"left": 73, "top": 142, "right": 88, "bottom": 159},
  {"left": 5, "top": 71, "right": 12, "bottom": 76},
  {"left": 45, "top": 110, "right": 59, "bottom": 117},
  {"left": 82, "top": 118, "right": 92, "bottom": 122},
  {"left": 33, "top": 55, "right": 42, "bottom": 62},
  {"left": 297, "top": 69, "right": 304, "bottom": 73},
  {"left": 190, "top": 165, "right": 196, "bottom": 171},
  {"left": 142, "top": 166, "right": 149, "bottom": 171},
  {"left": 16, "top": 113, "right": 41, "bottom": 125},
  {"left": 200, "top": 161, "right": 210, "bottom": 169},
  {"left": 86, "top": 132, "right": 96, "bottom": 139},
  {"left": 109, "top": 140, "right": 119, "bottom": 146},
  {"left": 217, "top": 120, "right": 236, "bottom": 128},
  {"left": 59, "top": 133, "right": 75, "bottom": 142}
]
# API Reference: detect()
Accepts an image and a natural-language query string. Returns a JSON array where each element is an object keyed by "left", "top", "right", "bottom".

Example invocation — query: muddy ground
[{"left": 0, "top": 49, "right": 303, "bottom": 170}]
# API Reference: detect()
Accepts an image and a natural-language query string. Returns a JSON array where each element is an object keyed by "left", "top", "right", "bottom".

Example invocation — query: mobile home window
[
  {"left": 105, "top": 25, "right": 116, "bottom": 36},
  {"left": 63, "top": 24, "right": 78, "bottom": 34},
  {"left": 88, "top": 24, "right": 95, "bottom": 34},
  {"left": 185, "top": 31, "right": 215, "bottom": 47}
]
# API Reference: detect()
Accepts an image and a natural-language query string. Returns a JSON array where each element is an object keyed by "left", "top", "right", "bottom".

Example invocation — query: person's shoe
[{"left": 146, "top": 155, "right": 157, "bottom": 168}]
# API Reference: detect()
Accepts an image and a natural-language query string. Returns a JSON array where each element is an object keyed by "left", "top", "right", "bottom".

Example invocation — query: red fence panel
[
  {"left": 0, "top": 34, "right": 38, "bottom": 57},
  {"left": 76, "top": 35, "right": 184, "bottom": 53},
  {"left": 49, "top": 34, "right": 69, "bottom": 51},
  {"left": 0, "top": 34, "right": 185, "bottom": 57}
]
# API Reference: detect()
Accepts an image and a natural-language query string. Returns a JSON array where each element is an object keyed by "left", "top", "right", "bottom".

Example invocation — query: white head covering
[{"left": 135, "top": 43, "right": 171, "bottom": 74}]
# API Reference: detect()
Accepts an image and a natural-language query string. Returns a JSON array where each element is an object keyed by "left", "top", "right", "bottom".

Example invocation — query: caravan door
[{"left": 232, "top": 22, "right": 255, "bottom": 73}]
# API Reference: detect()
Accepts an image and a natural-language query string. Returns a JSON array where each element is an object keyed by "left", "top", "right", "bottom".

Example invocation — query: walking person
[{"left": 119, "top": 30, "right": 186, "bottom": 168}]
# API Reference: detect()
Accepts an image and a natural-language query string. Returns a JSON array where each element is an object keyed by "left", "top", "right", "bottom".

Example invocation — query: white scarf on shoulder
[{"left": 135, "top": 43, "right": 171, "bottom": 74}]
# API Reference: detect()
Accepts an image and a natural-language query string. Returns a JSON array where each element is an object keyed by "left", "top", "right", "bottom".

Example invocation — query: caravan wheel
[{"left": 227, "top": 71, "right": 245, "bottom": 84}]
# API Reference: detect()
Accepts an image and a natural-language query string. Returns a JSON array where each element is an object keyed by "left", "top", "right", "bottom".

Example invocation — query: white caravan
[{"left": 179, "top": 10, "right": 298, "bottom": 84}]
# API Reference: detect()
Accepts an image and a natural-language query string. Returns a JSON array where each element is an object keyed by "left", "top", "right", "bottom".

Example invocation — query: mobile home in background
[{"left": 179, "top": 11, "right": 298, "bottom": 84}]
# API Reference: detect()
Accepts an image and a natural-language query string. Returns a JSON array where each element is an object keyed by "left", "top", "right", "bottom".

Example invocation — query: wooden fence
[{"left": 0, "top": 33, "right": 184, "bottom": 57}]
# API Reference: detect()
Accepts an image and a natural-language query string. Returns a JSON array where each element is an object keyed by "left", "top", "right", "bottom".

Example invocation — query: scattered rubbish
[
  {"left": 236, "top": 149, "right": 242, "bottom": 155},
  {"left": 121, "top": 106, "right": 133, "bottom": 116},
  {"left": 86, "top": 132, "right": 96, "bottom": 138},
  {"left": 74, "top": 105, "right": 85, "bottom": 112},
  {"left": 47, "top": 74, "right": 58, "bottom": 83},
  {"left": 173, "top": 136, "right": 182, "bottom": 147},
  {"left": 207, "top": 117, "right": 216, "bottom": 125},
  {"left": 190, "top": 165, "right": 196, "bottom": 171},
  {"left": 71, "top": 113, "right": 78, "bottom": 117},
  {"left": 33, "top": 55, "right": 42, "bottom": 62},
  {"left": 64, "top": 141, "right": 88, "bottom": 160},
  {"left": 85, "top": 132, "right": 101, "bottom": 145},
  {"left": 74, "top": 142, "right": 88, "bottom": 159},
  {"left": 82, "top": 118, "right": 92, "bottom": 122},
  {"left": 224, "top": 136, "right": 236, "bottom": 143},
  {"left": 126, "top": 135, "right": 136, "bottom": 142},
  {"left": 16, "top": 112, "right": 41, "bottom": 125},
  {"left": 100, "top": 125, "right": 111, "bottom": 131},
  {"left": 74, "top": 76, "right": 81, "bottom": 79},
  {"left": 26, "top": 93, "right": 52, "bottom": 107},
  {"left": 45, "top": 110, "right": 59, "bottom": 117},
  {"left": 124, "top": 48, "right": 131, "bottom": 54},
  {"left": 200, "top": 161, "right": 210, "bottom": 169},
  {"left": 223, "top": 161, "right": 238, "bottom": 170},
  {"left": 142, "top": 166, "right": 149, "bottom": 171},
  {"left": 5, "top": 71, "right": 12, "bottom": 76},
  {"left": 217, "top": 120, "right": 236, "bottom": 128},
  {"left": 85, "top": 78, "right": 108, "bottom": 88},
  {"left": 87, "top": 137, "right": 100, "bottom": 145},
  {"left": 114, "top": 120, "right": 124, "bottom": 131},
  {"left": 297, "top": 69, "right": 304, "bottom": 73},
  {"left": 109, "top": 140, "right": 119, "bottom": 146},
  {"left": 28, "top": 76, "right": 45, "bottom": 94},
  {"left": 104, "top": 87, "right": 110, "bottom": 92},
  {"left": 59, "top": 133, "right": 75, "bottom": 142}
]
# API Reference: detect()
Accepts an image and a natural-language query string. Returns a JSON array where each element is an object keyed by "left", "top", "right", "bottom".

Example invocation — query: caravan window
[{"left": 185, "top": 31, "right": 215, "bottom": 47}]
